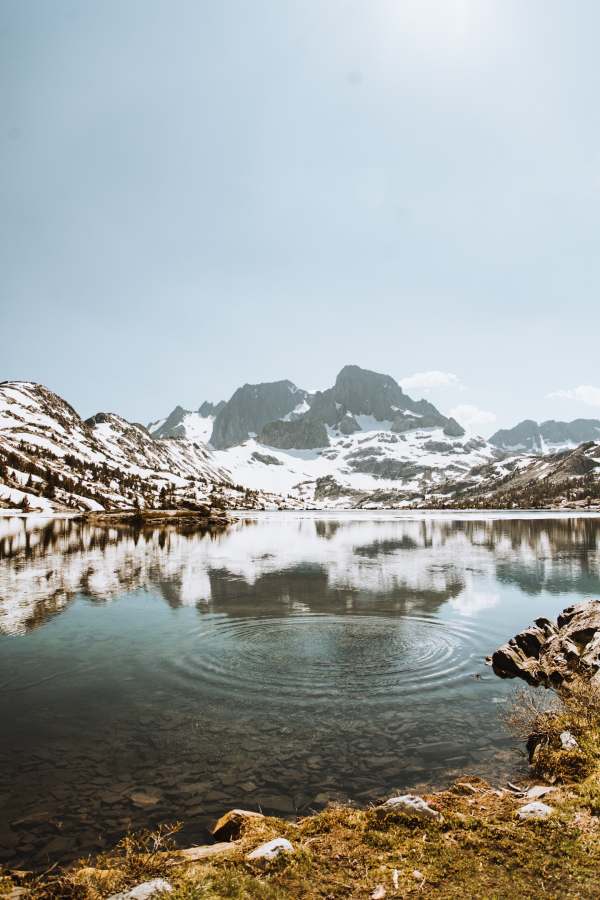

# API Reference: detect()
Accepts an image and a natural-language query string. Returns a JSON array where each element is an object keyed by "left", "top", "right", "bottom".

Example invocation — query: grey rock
[
  {"left": 377, "top": 794, "right": 443, "bottom": 821},
  {"left": 490, "top": 418, "right": 600, "bottom": 454},
  {"left": 211, "top": 381, "right": 308, "bottom": 448},
  {"left": 492, "top": 600, "right": 600, "bottom": 688},
  {"left": 107, "top": 879, "right": 173, "bottom": 900},
  {"left": 258, "top": 419, "right": 328, "bottom": 450},
  {"left": 250, "top": 451, "right": 284, "bottom": 466},
  {"left": 517, "top": 801, "right": 553, "bottom": 820},
  {"left": 246, "top": 837, "right": 294, "bottom": 861},
  {"left": 525, "top": 785, "right": 557, "bottom": 800}
]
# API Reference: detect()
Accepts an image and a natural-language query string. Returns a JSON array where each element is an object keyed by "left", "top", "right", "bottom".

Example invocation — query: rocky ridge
[
  {"left": 490, "top": 418, "right": 600, "bottom": 454},
  {"left": 429, "top": 441, "right": 600, "bottom": 509}
]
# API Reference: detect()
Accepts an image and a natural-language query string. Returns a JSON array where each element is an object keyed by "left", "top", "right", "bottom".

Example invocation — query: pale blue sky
[{"left": 2, "top": 0, "right": 599, "bottom": 435}]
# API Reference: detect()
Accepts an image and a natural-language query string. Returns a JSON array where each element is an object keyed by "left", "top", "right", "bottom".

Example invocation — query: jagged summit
[
  {"left": 300, "top": 364, "right": 464, "bottom": 440},
  {"left": 147, "top": 366, "right": 466, "bottom": 454},
  {"left": 210, "top": 380, "right": 309, "bottom": 449}
]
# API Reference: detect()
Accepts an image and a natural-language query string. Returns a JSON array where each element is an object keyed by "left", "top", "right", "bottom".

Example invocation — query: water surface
[{"left": 1, "top": 511, "right": 599, "bottom": 867}]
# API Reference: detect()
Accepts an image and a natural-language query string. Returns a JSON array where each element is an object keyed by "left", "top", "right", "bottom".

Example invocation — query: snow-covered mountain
[
  {"left": 489, "top": 418, "right": 600, "bottom": 454},
  {"left": 3, "top": 369, "right": 599, "bottom": 513},
  {"left": 0, "top": 382, "right": 260, "bottom": 512},
  {"left": 149, "top": 366, "right": 504, "bottom": 507}
]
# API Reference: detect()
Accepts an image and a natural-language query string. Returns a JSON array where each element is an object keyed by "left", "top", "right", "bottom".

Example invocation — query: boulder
[
  {"left": 209, "top": 808, "right": 264, "bottom": 841},
  {"left": 491, "top": 600, "right": 600, "bottom": 688}
]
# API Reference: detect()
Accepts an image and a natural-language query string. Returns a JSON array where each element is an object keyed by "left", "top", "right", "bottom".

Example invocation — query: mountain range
[
  {"left": 1, "top": 365, "right": 599, "bottom": 512},
  {"left": 489, "top": 418, "right": 600, "bottom": 453}
]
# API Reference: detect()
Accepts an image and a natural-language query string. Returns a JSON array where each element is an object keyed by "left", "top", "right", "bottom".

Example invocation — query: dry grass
[{"left": 504, "top": 684, "right": 600, "bottom": 783}]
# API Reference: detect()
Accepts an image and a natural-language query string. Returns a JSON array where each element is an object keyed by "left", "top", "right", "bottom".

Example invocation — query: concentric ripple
[{"left": 165, "top": 613, "right": 490, "bottom": 706}]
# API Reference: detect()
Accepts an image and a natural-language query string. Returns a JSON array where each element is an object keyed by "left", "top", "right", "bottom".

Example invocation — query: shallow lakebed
[{"left": 1, "top": 510, "right": 600, "bottom": 868}]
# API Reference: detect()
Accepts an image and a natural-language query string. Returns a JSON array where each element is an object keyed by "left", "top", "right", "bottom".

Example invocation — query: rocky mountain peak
[{"left": 210, "top": 380, "right": 308, "bottom": 449}]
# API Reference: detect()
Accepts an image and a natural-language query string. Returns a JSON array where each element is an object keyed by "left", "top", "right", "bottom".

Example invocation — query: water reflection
[{"left": 1, "top": 513, "right": 599, "bottom": 634}]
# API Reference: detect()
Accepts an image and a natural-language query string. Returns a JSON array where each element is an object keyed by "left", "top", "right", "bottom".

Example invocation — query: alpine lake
[{"left": 1, "top": 510, "right": 600, "bottom": 869}]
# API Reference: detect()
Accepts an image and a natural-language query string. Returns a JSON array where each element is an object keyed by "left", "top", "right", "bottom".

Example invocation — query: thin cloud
[
  {"left": 449, "top": 404, "right": 497, "bottom": 432},
  {"left": 400, "top": 370, "right": 462, "bottom": 391},
  {"left": 547, "top": 385, "right": 600, "bottom": 408}
]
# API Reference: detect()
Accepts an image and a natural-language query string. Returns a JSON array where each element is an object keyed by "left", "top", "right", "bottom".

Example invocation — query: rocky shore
[{"left": 83, "top": 508, "right": 230, "bottom": 529}]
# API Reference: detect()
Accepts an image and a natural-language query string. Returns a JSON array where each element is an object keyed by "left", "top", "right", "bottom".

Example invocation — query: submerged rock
[
  {"left": 491, "top": 600, "right": 600, "bottom": 688},
  {"left": 129, "top": 790, "right": 162, "bottom": 808}
]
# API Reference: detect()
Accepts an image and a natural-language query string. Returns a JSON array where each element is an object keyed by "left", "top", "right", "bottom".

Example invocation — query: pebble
[{"left": 560, "top": 731, "right": 578, "bottom": 750}]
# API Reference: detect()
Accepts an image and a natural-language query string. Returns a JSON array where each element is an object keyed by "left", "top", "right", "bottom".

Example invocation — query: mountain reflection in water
[
  {"left": 2, "top": 513, "right": 599, "bottom": 635},
  {"left": 0, "top": 511, "right": 599, "bottom": 870}
]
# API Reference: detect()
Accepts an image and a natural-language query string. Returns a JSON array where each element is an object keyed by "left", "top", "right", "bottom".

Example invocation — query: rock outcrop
[
  {"left": 259, "top": 419, "right": 329, "bottom": 450},
  {"left": 211, "top": 381, "right": 309, "bottom": 448},
  {"left": 491, "top": 600, "right": 600, "bottom": 688}
]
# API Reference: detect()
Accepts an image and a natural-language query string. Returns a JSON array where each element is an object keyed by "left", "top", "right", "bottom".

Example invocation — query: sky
[{"left": 2, "top": 0, "right": 600, "bottom": 437}]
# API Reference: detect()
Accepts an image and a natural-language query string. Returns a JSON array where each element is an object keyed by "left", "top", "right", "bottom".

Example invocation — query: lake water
[{"left": 1, "top": 511, "right": 600, "bottom": 868}]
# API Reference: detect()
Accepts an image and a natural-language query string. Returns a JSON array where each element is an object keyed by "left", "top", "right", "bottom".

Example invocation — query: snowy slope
[
  {"left": 0, "top": 382, "right": 235, "bottom": 511},
  {"left": 148, "top": 402, "right": 223, "bottom": 443},
  {"left": 212, "top": 419, "right": 501, "bottom": 506},
  {"left": 428, "top": 441, "right": 600, "bottom": 508}
]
